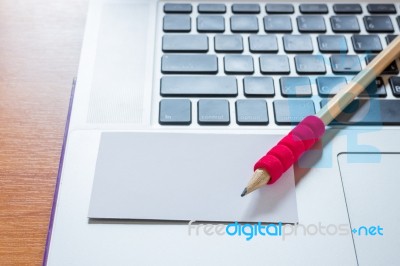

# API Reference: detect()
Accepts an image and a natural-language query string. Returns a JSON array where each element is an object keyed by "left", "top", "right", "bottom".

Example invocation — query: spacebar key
[
  {"left": 321, "top": 99, "right": 400, "bottom": 125},
  {"left": 161, "top": 76, "right": 238, "bottom": 96}
]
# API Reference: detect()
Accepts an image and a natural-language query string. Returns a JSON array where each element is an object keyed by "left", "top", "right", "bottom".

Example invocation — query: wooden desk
[{"left": 0, "top": 1, "right": 88, "bottom": 264}]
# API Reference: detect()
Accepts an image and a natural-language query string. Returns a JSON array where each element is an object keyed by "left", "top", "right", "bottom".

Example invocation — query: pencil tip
[{"left": 241, "top": 188, "right": 248, "bottom": 197}]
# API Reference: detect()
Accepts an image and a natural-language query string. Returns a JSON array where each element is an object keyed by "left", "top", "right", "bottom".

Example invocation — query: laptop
[{"left": 45, "top": 0, "right": 400, "bottom": 265}]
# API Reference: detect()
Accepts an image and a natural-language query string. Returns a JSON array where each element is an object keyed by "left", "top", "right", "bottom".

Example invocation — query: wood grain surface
[{"left": 0, "top": 1, "right": 88, "bottom": 264}]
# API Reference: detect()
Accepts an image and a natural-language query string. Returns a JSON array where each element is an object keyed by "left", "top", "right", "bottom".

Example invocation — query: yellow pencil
[{"left": 242, "top": 35, "right": 400, "bottom": 197}]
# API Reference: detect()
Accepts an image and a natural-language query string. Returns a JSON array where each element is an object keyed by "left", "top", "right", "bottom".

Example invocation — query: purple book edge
[{"left": 42, "top": 78, "right": 76, "bottom": 265}]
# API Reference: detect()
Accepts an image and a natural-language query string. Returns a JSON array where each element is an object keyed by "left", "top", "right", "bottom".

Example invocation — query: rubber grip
[{"left": 254, "top": 116, "right": 326, "bottom": 184}]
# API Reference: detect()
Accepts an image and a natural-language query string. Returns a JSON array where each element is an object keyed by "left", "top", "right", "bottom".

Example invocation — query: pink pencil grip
[{"left": 254, "top": 116, "right": 326, "bottom": 184}]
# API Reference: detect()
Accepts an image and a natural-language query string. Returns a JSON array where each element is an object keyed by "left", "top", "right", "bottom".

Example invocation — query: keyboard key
[
  {"left": 248, "top": 35, "right": 278, "bottom": 53},
  {"left": 317, "top": 76, "right": 385, "bottom": 98},
  {"left": 260, "top": 55, "right": 290, "bottom": 74},
  {"left": 299, "top": 4, "right": 328, "bottom": 14},
  {"left": 363, "top": 77, "right": 386, "bottom": 97},
  {"left": 236, "top": 100, "right": 269, "bottom": 125},
  {"left": 224, "top": 55, "right": 254, "bottom": 74},
  {"left": 231, "top": 15, "right": 259, "bottom": 33},
  {"left": 365, "top": 54, "right": 398, "bottom": 75},
  {"left": 294, "top": 55, "right": 326, "bottom": 74},
  {"left": 263, "top": 16, "right": 292, "bottom": 32},
  {"left": 367, "top": 4, "right": 396, "bottom": 14},
  {"left": 159, "top": 99, "right": 191, "bottom": 125},
  {"left": 320, "top": 99, "right": 400, "bottom": 125},
  {"left": 265, "top": 4, "right": 294, "bottom": 14},
  {"left": 297, "top": 16, "right": 326, "bottom": 33},
  {"left": 283, "top": 35, "right": 313, "bottom": 53},
  {"left": 214, "top": 35, "right": 243, "bottom": 53},
  {"left": 161, "top": 76, "right": 237, "bottom": 97},
  {"left": 333, "top": 4, "right": 362, "bottom": 14},
  {"left": 364, "top": 16, "right": 394, "bottom": 33},
  {"left": 389, "top": 77, "right": 400, "bottom": 97},
  {"left": 163, "top": 15, "right": 191, "bottom": 32},
  {"left": 198, "top": 4, "right": 226, "bottom": 13},
  {"left": 162, "top": 35, "right": 208, "bottom": 52},
  {"left": 317, "top": 77, "right": 347, "bottom": 97},
  {"left": 164, "top": 3, "right": 192, "bottom": 13},
  {"left": 317, "top": 35, "right": 348, "bottom": 53},
  {"left": 386, "top": 34, "right": 398, "bottom": 44},
  {"left": 280, "top": 77, "right": 312, "bottom": 97},
  {"left": 161, "top": 55, "right": 218, "bottom": 74},
  {"left": 330, "top": 16, "right": 360, "bottom": 33},
  {"left": 273, "top": 100, "right": 315, "bottom": 125},
  {"left": 352, "top": 35, "right": 382, "bottom": 53},
  {"left": 330, "top": 55, "right": 361, "bottom": 74},
  {"left": 243, "top": 77, "right": 275, "bottom": 97},
  {"left": 398, "top": 17, "right": 400, "bottom": 30},
  {"left": 197, "top": 16, "right": 225, "bottom": 32},
  {"left": 198, "top": 100, "right": 230, "bottom": 125},
  {"left": 232, "top": 4, "right": 260, "bottom": 14}
]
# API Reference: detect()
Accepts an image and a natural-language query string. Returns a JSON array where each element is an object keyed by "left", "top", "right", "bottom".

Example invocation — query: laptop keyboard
[{"left": 158, "top": 3, "right": 400, "bottom": 126}]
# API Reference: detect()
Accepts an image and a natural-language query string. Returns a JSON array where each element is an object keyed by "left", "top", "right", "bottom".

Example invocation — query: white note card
[{"left": 89, "top": 132, "right": 298, "bottom": 223}]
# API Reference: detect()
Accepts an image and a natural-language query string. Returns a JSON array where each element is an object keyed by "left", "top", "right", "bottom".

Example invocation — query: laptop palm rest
[
  {"left": 338, "top": 153, "right": 400, "bottom": 265},
  {"left": 88, "top": 132, "right": 298, "bottom": 223}
]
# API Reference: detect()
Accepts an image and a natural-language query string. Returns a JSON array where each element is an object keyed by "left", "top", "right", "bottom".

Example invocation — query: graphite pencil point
[{"left": 241, "top": 188, "right": 248, "bottom": 197}]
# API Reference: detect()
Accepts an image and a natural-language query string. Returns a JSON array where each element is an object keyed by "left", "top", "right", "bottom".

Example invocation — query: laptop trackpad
[
  {"left": 338, "top": 153, "right": 400, "bottom": 265},
  {"left": 88, "top": 132, "right": 298, "bottom": 223}
]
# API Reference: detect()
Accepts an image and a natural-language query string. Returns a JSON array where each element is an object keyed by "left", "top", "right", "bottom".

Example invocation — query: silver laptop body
[{"left": 45, "top": 0, "right": 400, "bottom": 265}]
